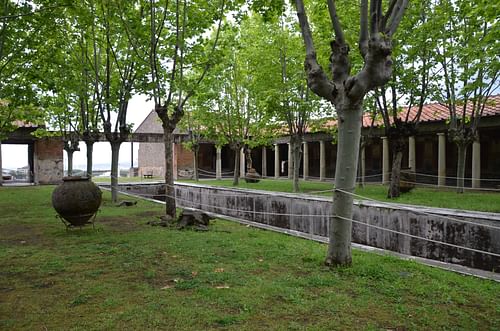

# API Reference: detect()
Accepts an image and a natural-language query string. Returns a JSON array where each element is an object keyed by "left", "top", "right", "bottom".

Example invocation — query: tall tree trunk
[
  {"left": 325, "top": 103, "right": 363, "bottom": 267},
  {"left": 110, "top": 142, "right": 121, "bottom": 203},
  {"left": 85, "top": 141, "right": 94, "bottom": 178},
  {"left": 232, "top": 148, "right": 239, "bottom": 186},
  {"left": 291, "top": 136, "right": 302, "bottom": 193},
  {"left": 388, "top": 137, "right": 405, "bottom": 198},
  {"left": 0, "top": 141, "right": 3, "bottom": 187},
  {"left": 163, "top": 128, "right": 176, "bottom": 218},
  {"left": 193, "top": 146, "right": 199, "bottom": 181},
  {"left": 456, "top": 143, "right": 467, "bottom": 194},
  {"left": 66, "top": 150, "right": 74, "bottom": 176}
]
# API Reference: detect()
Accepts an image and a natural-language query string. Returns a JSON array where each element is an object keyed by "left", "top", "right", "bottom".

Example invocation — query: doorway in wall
[{"left": 1, "top": 143, "right": 33, "bottom": 185}]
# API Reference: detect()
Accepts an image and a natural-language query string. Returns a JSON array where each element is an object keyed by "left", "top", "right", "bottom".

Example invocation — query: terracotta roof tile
[
  {"left": 362, "top": 95, "right": 500, "bottom": 128},
  {"left": 12, "top": 120, "right": 40, "bottom": 128}
]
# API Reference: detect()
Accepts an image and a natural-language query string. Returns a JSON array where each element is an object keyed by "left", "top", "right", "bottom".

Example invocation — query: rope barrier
[
  {"left": 399, "top": 180, "right": 500, "bottom": 193},
  {"left": 410, "top": 172, "right": 500, "bottom": 182},
  {"left": 332, "top": 213, "right": 500, "bottom": 258}
]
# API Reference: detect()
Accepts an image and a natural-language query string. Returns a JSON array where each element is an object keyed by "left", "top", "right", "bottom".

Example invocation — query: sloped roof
[
  {"left": 396, "top": 95, "right": 500, "bottom": 124},
  {"left": 134, "top": 110, "right": 187, "bottom": 135},
  {"left": 329, "top": 95, "right": 500, "bottom": 130},
  {"left": 12, "top": 120, "right": 41, "bottom": 128}
]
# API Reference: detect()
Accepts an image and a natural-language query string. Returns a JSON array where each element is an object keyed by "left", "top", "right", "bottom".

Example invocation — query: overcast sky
[{"left": 2, "top": 94, "right": 154, "bottom": 170}]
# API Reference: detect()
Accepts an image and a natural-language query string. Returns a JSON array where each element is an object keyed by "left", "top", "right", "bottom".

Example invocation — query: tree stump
[
  {"left": 147, "top": 214, "right": 175, "bottom": 227},
  {"left": 177, "top": 210, "right": 213, "bottom": 231}
]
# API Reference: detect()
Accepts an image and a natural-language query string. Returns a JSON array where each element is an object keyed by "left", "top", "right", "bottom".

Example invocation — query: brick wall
[
  {"left": 175, "top": 143, "right": 194, "bottom": 169},
  {"left": 34, "top": 138, "right": 63, "bottom": 184}
]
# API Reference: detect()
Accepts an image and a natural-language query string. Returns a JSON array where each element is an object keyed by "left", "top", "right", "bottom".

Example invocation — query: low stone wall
[{"left": 119, "top": 182, "right": 500, "bottom": 272}]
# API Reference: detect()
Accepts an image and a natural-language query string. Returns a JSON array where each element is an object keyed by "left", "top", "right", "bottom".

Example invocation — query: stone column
[
  {"left": 33, "top": 142, "right": 39, "bottom": 184},
  {"left": 240, "top": 147, "right": 245, "bottom": 178},
  {"left": 472, "top": 138, "right": 481, "bottom": 189},
  {"left": 287, "top": 143, "right": 293, "bottom": 179},
  {"left": 261, "top": 146, "right": 267, "bottom": 177},
  {"left": 319, "top": 140, "right": 326, "bottom": 181},
  {"left": 382, "top": 136, "right": 389, "bottom": 184},
  {"left": 216, "top": 147, "right": 222, "bottom": 180},
  {"left": 303, "top": 142, "right": 309, "bottom": 180},
  {"left": 360, "top": 143, "right": 366, "bottom": 186},
  {"left": 274, "top": 144, "right": 280, "bottom": 179},
  {"left": 408, "top": 136, "right": 416, "bottom": 171},
  {"left": 172, "top": 143, "right": 178, "bottom": 180},
  {"left": 437, "top": 133, "right": 446, "bottom": 187}
]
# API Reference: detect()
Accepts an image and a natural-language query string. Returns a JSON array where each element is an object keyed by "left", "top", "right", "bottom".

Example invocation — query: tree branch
[
  {"left": 359, "top": 0, "right": 369, "bottom": 58},
  {"left": 294, "top": 0, "right": 335, "bottom": 101},
  {"left": 381, "top": 0, "right": 398, "bottom": 31},
  {"left": 386, "top": 0, "right": 409, "bottom": 36},
  {"left": 326, "top": 0, "right": 345, "bottom": 44}
]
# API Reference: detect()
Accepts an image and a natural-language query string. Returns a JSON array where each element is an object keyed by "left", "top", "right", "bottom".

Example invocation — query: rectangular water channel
[{"left": 114, "top": 182, "right": 500, "bottom": 273}]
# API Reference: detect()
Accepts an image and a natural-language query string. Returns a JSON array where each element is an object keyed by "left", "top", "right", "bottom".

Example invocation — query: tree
[
  {"left": 194, "top": 18, "right": 276, "bottom": 186},
  {"left": 28, "top": 2, "right": 102, "bottom": 179},
  {"left": 294, "top": 0, "right": 408, "bottom": 266},
  {"left": 435, "top": 0, "right": 499, "bottom": 193},
  {"left": 259, "top": 13, "right": 324, "bottom": 192},
  {"left": 0, "top": 1, "right": 51, "bottom": 185},
  {"left": 372, "top": 0, "right": 439, "bottom": 198},
  {"left": 33, "top": 15, "right": 83, "bottom": 177},
  {"left": 37, "top": 93, "right": 81, "bottom": 176},
  {"left": 87, "top": 0, "right": 144, "bottom": 203},
  {"left": 69, "top": 2, "right": 103, "bottom": 178},
  {"left": 134, "top": 0, "right": 239, "bottom": 218},
  {"left": 178, "top": 109, "right": 204, "bottom": 181}
]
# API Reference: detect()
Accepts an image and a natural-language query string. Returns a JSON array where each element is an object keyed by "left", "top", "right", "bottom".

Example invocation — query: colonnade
[{"left": 213, "top": 134, "right": 482, "bottom": 188}]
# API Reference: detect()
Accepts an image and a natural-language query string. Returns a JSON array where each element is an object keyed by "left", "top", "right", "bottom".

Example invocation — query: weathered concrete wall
[
  {"left": 120, "top": 183, "right": 500, "bottom": 272},
  {"left": 34, "top": 138, "right": 63, "bottom": 184}
]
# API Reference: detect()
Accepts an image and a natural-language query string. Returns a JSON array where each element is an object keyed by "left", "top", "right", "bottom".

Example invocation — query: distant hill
[{"left": 74, "top": 162, "right": 132, "bottom": 171}]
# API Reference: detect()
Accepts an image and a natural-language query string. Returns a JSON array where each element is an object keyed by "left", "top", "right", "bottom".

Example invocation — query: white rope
[
  {"left": 332, "top": 213, "right": 500, "bottom": 258},
  {"left": 411, "top": 172, "right": 500, "bottom": 182},
  {"left": 399, "top": 180, "right": 500, "bottom": 192},
  {"left": 197, "top": 168, "right": 234, "bottom": 175}
]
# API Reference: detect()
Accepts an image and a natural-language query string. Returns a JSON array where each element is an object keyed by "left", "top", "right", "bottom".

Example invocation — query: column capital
[
  {"left": 436, "top": 132, "right": 446, "bottom": 137},
  {"left": 381, "top": 136, "right": 388, "bottom": 140}
]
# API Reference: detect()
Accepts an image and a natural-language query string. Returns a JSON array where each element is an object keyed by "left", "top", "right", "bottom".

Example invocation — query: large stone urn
[
  {"left": 245, "top": 168, "right": 261, "bottom": 183},
  {"left": 52, "top": 176, "right": 102, "bottom": 227},
  {"left": 400, "top": 167, "right": 416, "bottom": 193}
]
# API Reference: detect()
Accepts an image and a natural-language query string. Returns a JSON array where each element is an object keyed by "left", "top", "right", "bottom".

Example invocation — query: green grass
[
  {"left": 181, "top": 179, "right": 500, "bottom": 213},
  {"left": 0, "top": 186, "right": 499, "bottom": 330}
]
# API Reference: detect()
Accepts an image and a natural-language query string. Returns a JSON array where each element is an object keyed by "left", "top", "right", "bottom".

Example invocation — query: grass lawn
[
  {"left": 180, "top": 179, "right": 500, "bottom": 213},
  {"left": 1, "top": 186, "right": 499, "bottom": 330}
]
